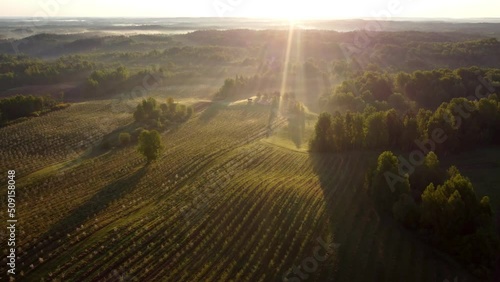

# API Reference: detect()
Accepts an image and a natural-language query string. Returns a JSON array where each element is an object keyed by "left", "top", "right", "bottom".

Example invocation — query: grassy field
[{"left": 0, "top": 99, "right": 485, "bottom": 281}]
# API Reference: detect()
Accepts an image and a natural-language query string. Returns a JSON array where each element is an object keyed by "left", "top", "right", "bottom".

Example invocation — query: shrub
[
  {"left": 119, "top": 132, "right": 131, "bottom": 146},
  {"left": 132, "top": 127, "right": 145, "bottom": 141}
]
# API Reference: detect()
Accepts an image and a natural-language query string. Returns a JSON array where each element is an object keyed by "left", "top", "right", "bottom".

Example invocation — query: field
[{"left": 0, "top": 99, "right": 482, "bottom": 281}]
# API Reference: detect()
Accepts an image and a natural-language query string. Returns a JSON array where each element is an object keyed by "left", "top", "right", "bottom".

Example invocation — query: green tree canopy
[
  {"left": 138, "top": 130, "right": 163, "bottom": 162},
  {"left": 309, "top": 112, "right": 333, "bottom": 152}
]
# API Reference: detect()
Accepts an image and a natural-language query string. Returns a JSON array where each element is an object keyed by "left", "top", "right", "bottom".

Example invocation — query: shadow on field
[
  {"left": 198, "top": 101, "right": 228, "bottom": 122},
  {"left": 240, "top": 102, "right": 251, "bottom": 120},
  {"left": 309, "top": 151, "right": 388, "bottom": 281},
  {"left": 309, "top": 152, "right": 376, "bottom": 218},
  {"left": 44, "top": 166, "right": 148, "bottom": 236},
  {"left": 85, "top": 123, "right": 138, "bottom": 159}
]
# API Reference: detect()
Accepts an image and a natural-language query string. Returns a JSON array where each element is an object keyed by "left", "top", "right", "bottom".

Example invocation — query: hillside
[{"left": 0, "top": 101, "right": 483, "bottom": 281}]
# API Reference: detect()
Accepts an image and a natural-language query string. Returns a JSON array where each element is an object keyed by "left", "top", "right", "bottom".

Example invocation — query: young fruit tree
[{"left": 137, "top": 130, "right": 163, "bottom": 162}]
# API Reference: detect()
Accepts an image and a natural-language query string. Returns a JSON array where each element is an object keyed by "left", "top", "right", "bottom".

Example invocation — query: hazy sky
[{"left": 1, "top": 0, "right": 499, "bottom": 19}]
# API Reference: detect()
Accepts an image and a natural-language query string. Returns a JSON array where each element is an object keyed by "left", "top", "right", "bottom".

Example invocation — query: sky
[{"left": 1, "top": 0, "right": 499, "bottom": 19}]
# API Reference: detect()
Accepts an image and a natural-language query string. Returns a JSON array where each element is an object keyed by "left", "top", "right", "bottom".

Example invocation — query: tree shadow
[
  {"left": 309, "top": 151, "right": 372, "bottom": 222},
  {"left": 289, "top": 128, "right": 303, "bottom": 149},
  {"left": 24, "top": 166, "right": 149, "bottom": 273},
  {"left": 308, "top": 151, "right": 387, "bottom": 280},
  {"left": 84, "top": 122, "right": 138, "bottom": 159},
  {"left": 43, "top": 166, "right": 148, "bottom": 237},
  {"left": 198, "top": 101, "right": 228, "bottom": 123},
  {"left": 239, "top": 101, "right": 253, "bottom": 120}
]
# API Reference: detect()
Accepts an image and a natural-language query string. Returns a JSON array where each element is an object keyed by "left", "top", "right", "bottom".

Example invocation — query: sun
[
  {"left": 284, "top": 8, "right": 303, "bottom": 21},
  {"left": 252, "top": 1, "right": 361, "bottom": 20},
  {"left": 271, "top": 2, "right": 309, "bottom": 21}
]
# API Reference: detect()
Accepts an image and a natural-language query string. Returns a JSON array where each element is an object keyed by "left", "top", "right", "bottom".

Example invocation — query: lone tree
[{"left": 138, "top": 130, "right": 163, "bottom": 162}]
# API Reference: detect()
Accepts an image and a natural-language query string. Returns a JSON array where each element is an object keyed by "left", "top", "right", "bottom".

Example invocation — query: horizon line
[{"left": 0, "top": 16, "right": 499, "bottom": 20}]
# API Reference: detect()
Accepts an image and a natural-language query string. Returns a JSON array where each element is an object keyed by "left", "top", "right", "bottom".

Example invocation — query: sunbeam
[{"left": 279, "top": 21, "right": 295, "bottom": 114}]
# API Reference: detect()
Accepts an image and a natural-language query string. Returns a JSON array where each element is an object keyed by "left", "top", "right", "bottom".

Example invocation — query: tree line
[
  {"left": 84, "top": 66, "right": 130, "bottom": 96},
  {"left": 324, "top": 67, "right": 500, "bottom": 112},
  {"left": 185, "top": 30, "right": 500, "bottom": 67},
  {"left": 83, "top": 65, "right": 202, "bottom": 98},
  {"left": 0, "top": 94, "right": 68, "bottom": 125},
  {"left": 0, "top": 54, "right": 94, "bottom": 91},
  {"left": 213, "top": 75, "right": 278, "bottom": 101},
  {"left": 311, "top": 94, "right": 500, "bottom": 154}
]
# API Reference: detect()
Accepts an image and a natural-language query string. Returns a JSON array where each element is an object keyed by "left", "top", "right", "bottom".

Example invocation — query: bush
[
  {"left": 119, "top": 132, "right": 131, "bottom": 146},
  {"left": 132, "top": 127, "right": 145, "bottom": 141}
]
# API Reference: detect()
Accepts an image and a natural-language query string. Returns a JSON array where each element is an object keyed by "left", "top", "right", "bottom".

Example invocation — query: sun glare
[
  {"left": 274, "top": 2, "right": 311, "bottom": 21},
  {"left": 261, "top": 1, "right": 356, "bottom": 21},
  {"left": 283, "top": 8, "right": 303, "bottom": 21}
]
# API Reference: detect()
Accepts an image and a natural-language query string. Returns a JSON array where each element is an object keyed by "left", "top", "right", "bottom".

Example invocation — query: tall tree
[
  {"left": 310, "top": 112, "right": 333, "bottom": 152},
  {"left": 386, "top": 109, "right": 403, "bottom": 148},
  {"left": 364, "top": 112, "right": 389, "bottom": 149},
  {"left": 371, "top": 151, "right": 410, "bottom": 207}
]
